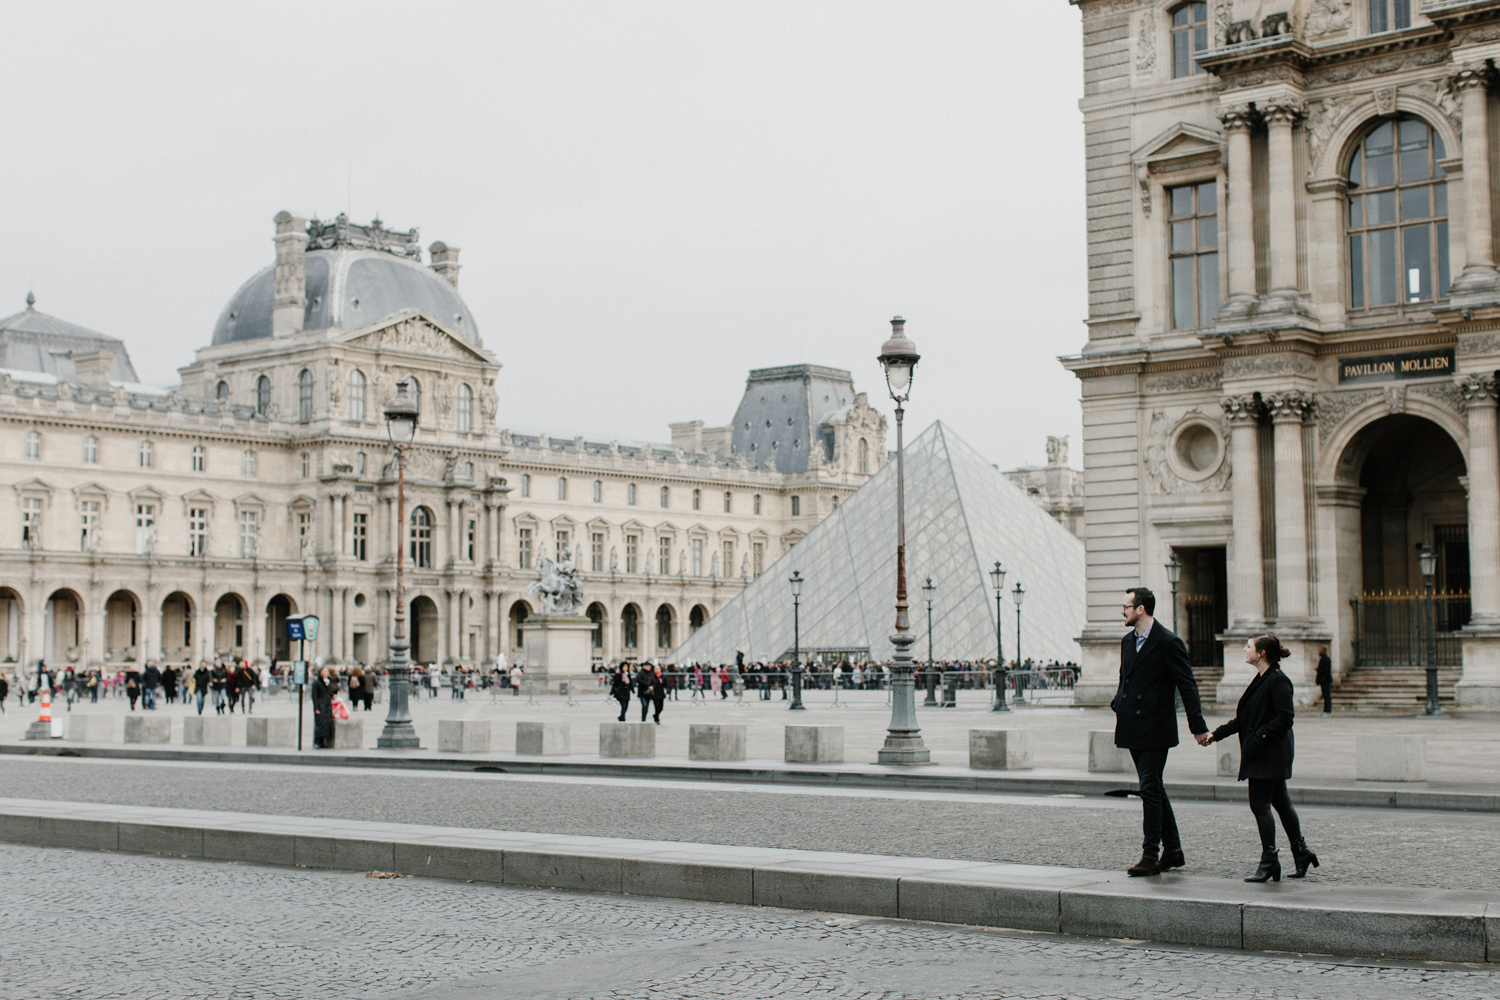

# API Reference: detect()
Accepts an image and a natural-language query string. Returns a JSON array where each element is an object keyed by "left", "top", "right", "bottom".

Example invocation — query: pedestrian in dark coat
[
  {"left": 610, "top": 665, "right": 632, "bottom": 721},
  {"left": 124, "top": 668, "right": 141, "bottom": 711},
  {"left": 636, "top": 665, "right": 657, "bottom": 722},
  {"left": 1111, "top": 586, "right": 1208, "bottom": 877},
  {"left": 311, "top": 668, "right": 334, "bottom": 748},
  {"left": 650, "top": 667, "right": 667, "bottom": 723},
  {"left": 193, "top": 662, "right": 211, "bottom": 715},
  {"left": 1205, "top": 634, "right": 1320, "bottom": 882},
  {"left": 1315, "top": 648, "right": 1333, "bottom": 715}
]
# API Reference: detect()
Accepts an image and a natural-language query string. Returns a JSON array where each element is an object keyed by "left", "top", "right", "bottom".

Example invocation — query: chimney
[
  {"left": 669, "top": 420, "right": 704, "bottom": 454},
  {"left": 429, "top": 241, "right": 461, "bottom": 289},
  {"left": 272, "top": 210, "right": 308, "bottom": 336},
  {"left": 74, "top": 349, "right": 115, "bottom": 387}
]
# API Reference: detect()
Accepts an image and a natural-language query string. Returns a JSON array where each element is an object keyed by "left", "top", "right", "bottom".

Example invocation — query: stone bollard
[
  {"left": 688, "top": 723, "right": 746, "bottom": 762},
  {"left": 438, "top": 719, "right": 493, "bottom": 753},
  {"left": 1356, "top": 734, "right": 1427, "bottom": 781},
  {"left": 599, "top": 721, "right": 655, "bottom": 758},
  {"left": 66, "top": 715, "right": 116, "bottom": 743},
  {"left": 246, "top": 717, "right": 297, "bottom": 748},
  {"left": 516, "top": 721, "right": 571, "bottom": 755},
  {"left": 784, "top": 725, "right": 844, "bottom": 763},
  {"left": 1088, "top": 730, "right": 1133, "bottom": 773},
  {"left": 968, "top": 729, "right": 1033, "bottom": 770},
  {"left": 184, "top": 715, "right": 234, "bottom": 746},
  {"left": 1216, "top": 740, "right": 1240, "bottom": 778},
  {"left": 123, "top": 715, "right": 170, "bottom": 744},
  {"left": 332, "top": 719, "right": 364, "bottom": 750}
]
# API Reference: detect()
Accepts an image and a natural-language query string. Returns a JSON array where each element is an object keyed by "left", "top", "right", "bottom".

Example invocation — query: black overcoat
[
  {"left": 1111, "top": 620, "right": 1208, "bottom": 750},
  {"left": 1211, "top": 667, "right": 1295, "bottom": 781}
]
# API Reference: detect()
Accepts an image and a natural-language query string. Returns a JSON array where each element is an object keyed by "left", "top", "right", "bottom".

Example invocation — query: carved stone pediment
[{"left": 343, "top": 312, "right": 488, "bottom": 363}]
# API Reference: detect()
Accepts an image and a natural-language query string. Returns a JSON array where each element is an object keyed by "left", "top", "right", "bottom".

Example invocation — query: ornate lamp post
[
  {"left": 377, "top": 379, "right": 422, "bottom": 748},
  {"left": 1419, "top": 543, "right": 1443, "bottom": 717},
  {"left": 1012, "top": 581, "right": 1026, "bottom": 703},
  {"left": 921, "top": 577, "right": 938, "bottom": 707},
  {"left": 1166, "top": 551, "right": 1182, "bottom": 635},
  {"left": 788, "top": 570, "right": 805, "bottom": 711},
  {"left": 990, "top": 561, "right": 1008, "bottom": 712},
  {"left": 876, "top": 317, "right": 930, "bottom": 764}
]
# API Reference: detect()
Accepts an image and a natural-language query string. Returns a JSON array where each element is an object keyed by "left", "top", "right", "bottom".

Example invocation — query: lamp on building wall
[
  {"left": 921, "top": 577, "right": 938, "bottom": 707},
  {"left": 990, "top": 561, "right": 1009, "bottom": 712},
  {"left": 1166, "top": 551, "right": 1182, "bottom": 635},
  {"left": 788, "top": 570, "right": 805, "bottom": 711},
  {"left": 378, "top": 379, "right": 422, "bottom": 748},
  {"left": 876, "top": 317, "right": 930, "bottom": 764},
  {"left": 1418, "top": 542, "right": 1443, "bottom": 717}
]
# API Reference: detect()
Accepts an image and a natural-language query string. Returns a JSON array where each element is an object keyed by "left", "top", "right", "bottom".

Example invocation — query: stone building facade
[
  {"left": 1003, "top": 436, "right": 1087, "bottom": 540},
  {"left": 1065, "top": 0, "right": 1500, "bottom": 708},
  {"left": 0, "top": 213, "right": 885, "bottom": 674}
]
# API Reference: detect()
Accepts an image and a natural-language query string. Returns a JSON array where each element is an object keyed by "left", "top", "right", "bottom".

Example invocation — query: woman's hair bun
[{"left": 1254, "top": 633, "right": 1291, "bottom": 665}]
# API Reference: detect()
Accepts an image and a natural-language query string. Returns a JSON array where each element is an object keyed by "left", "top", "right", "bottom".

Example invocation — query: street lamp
[
  {"left": 876, "top": 316, "right": 930, "bottom": 764},
  {"left": 921, "top": 577, "right": 938, "bottom": 707},
  {"left": 377, "top": 379, "right": 422, "bottom": 748},
  {"left": 1166, "top": 551, "right": 1182, "bottom": 635},
  {"left": 1419, "top": 542, "right": 1443, "bottom": 717},
  {"left": 1012, "top": 582, "right": 1026, "bottom": 703},
  {"left": 789, "top": 570, "right": 805, "bottom": 711},
  {"left": 990, "top": 561, "right": 1008, "bottom": 712}
]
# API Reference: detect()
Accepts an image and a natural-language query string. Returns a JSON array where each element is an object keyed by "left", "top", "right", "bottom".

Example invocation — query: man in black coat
[
  {"left": 1315, "top": 648, "right": 1332, "bottom": 715},
  {"left": 1112, "top": 586, "right": 1209, "bottom": 876}
]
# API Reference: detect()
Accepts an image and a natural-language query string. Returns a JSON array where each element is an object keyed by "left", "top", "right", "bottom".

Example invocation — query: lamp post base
[
  {"left": 877, "top": 631, "right": 931, "bottom": 765},
  {"left": 377, "top": 642, "right": 422, "bottom": 749}
]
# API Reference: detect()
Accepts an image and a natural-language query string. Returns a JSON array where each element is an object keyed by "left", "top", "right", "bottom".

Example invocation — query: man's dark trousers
[{"left": 1129, "top": 748, "right": 1178, "bottom": 861}]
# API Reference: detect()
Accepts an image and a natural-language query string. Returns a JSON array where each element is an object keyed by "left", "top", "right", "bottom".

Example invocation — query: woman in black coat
[
  {"left": 609, "top": 665, "right": 632, "bottom": 722},
  {"left": 311, "top": 668, "right": 335, "bottom": 749},
  {"left": 1202, "top": 634, "right": 1320, "bottom": 882}
]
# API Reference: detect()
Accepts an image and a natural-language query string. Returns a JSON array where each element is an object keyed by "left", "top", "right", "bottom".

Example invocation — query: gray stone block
[
  {"left": 1060, "top": 882, "right": 1244, "bottom": 948},
  {"left": 784, "top": 725, "right": 844, "bottom": 763},
  {"left": 183, "top": 715, "right": 234, "bottom": 746},
  {"left": 752, "top": 864, "right": 899, "bottom": 917},
  {"left": 202, "top": 827, "right": 297, "bottom": 866},
  {"left": 294, "top": 835, "right": 395, "bottom": 871},
  {"left": 689, "top": 723, "right": 746, "bottom": 762},
  {"left": 122, "top": 715, "right": 170, "bottom": 744},
  {"left": 599, "top": 722, "right": 655, "bottom": 758},
  {"left": 66, "top": 715, "right": 116, "bottom": 743},
  {"left": 36, "top": 816, "right": 118, "bottom": 851},
  {"left": 621, "top": 857, "right": 754, "bottom": 903},
  {"left": 393, "top": 841, "right": 506, "bottom": 883},
  {"left": 1243, "top": 899, "right": 1486, "bottom": 963},
  {"left": 898, "top": 876, "right": 1061, "bottom": 932},
  {"left": 967, "top": 729, "right": 1034, "bottom": 770},
  {"left": 1356, "top": 734, "right": 1426, "bottom": 781},
  {"left": 332, "top": 719, "right": 364, "bottom": 750},
  {"left": 516, "top": 721, "right": 570, "bottom": 755},
  {"left": 503, "top": 849, "right": 622, "bottom": 892},
  {"left": 118, "top": 822, "right": 204, "bottom": 858},
  {"left": 1088, "top": 731, "right": 1133, "bottom": 773},
  {"left": 245, "top": 717, "right": 297, "bottom": 747},
  {"left": 0, "top": 812, "right": 41, "bottom": 843},
  {"left": 438, "top": 719, "right": 492, "bottom": 753},
  {"left": 1216, "top": 741, "right": 1240, "bottom": 777}
]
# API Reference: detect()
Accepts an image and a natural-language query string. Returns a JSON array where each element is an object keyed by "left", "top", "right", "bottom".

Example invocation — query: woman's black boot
[
  {"left": 1288, "top": 838, "right": 1319, "bottom": 878},
  {"left": 1244, "top": 847, "right": 1281, "bottom": 883}
]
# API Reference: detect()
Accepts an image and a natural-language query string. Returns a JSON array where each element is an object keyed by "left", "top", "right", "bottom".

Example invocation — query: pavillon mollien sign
[{"left": 1338, "top": 348, "right": 1454, "bottom": 385}]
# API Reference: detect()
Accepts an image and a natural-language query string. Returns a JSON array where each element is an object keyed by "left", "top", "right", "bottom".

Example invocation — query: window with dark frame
[
  {"left": 1347, "top": 117, "right": 1449, "bottom": 309},
  {"left": 1170, "top": 2, "right": 1208, "bottom": 79},
  {"left": 1368, "top": 0, "right": 1411, "bottom": 34},
  {"left": 1168, "top": 180, "right": 1220, "bottom": 329},
  {"left": 353, "top": 512, "right": 368, "bottom": 561}
]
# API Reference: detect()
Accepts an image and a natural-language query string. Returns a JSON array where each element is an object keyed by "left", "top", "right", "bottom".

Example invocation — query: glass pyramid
[{"left": 674, "top": 421, "right": 1086, "bottom": 665}]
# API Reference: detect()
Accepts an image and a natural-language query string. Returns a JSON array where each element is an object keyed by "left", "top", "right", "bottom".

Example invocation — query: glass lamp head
[
  {"left": 789, "top": 570, "right": 804, "bottom": 599},
  {"left": 1166, "top": 552, "right": 1182, "bottom": 586},
  {"left": 990, "top": 561, "right": 1006, "bottom": 593},
  {"left": 1012, "top": 582, "right": 1026, "bottom": 607},
  {"left": 877, "top": 316, "right": 920, "bottom": 400},
  {"left": 384, "top": 378, "right": 420, "bottom": 445},
  {"left": 921, "top": 577, "right": 935, "bottom": 602},
  {"left": 1418, "top": 542, "right": 1437, "bottom": 581}
]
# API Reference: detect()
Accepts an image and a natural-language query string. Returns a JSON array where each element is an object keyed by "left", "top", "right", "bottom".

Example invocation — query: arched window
[
  {"left": 557, "top": 476, "right": 568, "bottom": 501},
  {"left": 462, "top": 460, "right": 473, "bottom": 479},
  {"left": 409, "top": 377, "right": 421, "bottom": 413},
  {"left": 298, "top": 369, "right": 313, "bottom": 422},
  {"left": 1347, "top": 116, "right": 1449, "bottom": 308},
  {"left": 139, "top": 440, "right": 153, "bottom": 468},
  {"left": 410, "top": 507, "right": 433, "bottom": 569},
  {"left": 191, "top": 443, "right": 203, "bottom": 471},
  {"left": 660, "top": 486, "right": 670, "bottom": 508},
  {"left": 791, "top": 495, "right": 800, "bottom": 516},
  {"left": 348, "top": 369, "right": 366, "bottom": 421},
  {"left": 84, "top": 436, "right": 98, "bottom": 464},
  {"left": 692, "top": 488, "right": 701, "bottom": 511},
  {"left": 621, "top": 604, "right": 640, "bottom": 649},
  {"left": 858, "top": 438, "right": 869, "bottom": 474},
  {"left": 1170, "top": 2, "right": 1208, "bottom": 78},
  {"left": 723, "top": 491, "right": 732, "bottom": 513},
  {"left": 627, "top": 483, "right": 637, "bottom": 505},
  {"left": 215, "top": 380, "right": 229, "bottom": 401},
  {"left": 655, "top": 604, "right": 673, "bottom": 649},
  {"left": 456, "top": 383, "right": 473, "bottom": 432},
  {"left": 520, "top": 473, "right": 531, "bottom": 498},
  {"left": 25, "top": 430, "right": 40, "bottom": 459},
  {"left": 255, "top": 375, "right": 271, "bottom": 417},
  {"left": 593, "top": 480, "right": 603, "bottom": 503}
]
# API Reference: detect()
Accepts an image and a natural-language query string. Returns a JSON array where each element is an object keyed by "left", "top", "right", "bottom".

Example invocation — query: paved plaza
[{"left": 3, "top": 840, "right": 1496, "bottom": 1000}]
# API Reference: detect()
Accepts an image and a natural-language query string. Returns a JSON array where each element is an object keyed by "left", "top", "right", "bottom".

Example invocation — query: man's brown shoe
[
  {"left": 1157, "top": 849, "right": 1185, "bottom": 871},
  {"left": 1126, "top": 856, "right": 1160, "bottom": 876}
]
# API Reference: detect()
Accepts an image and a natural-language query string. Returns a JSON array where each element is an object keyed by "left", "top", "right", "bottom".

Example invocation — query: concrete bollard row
[
  {"left": 516, "top": 721, "right": 570, "bottom": 755},
  {"left": 1088, "top": 731, "right": 1133, "bottom": 774},
  {"left": 784, "top": 725, "right": 844, "bottom": 763},
  {"left": 184, "top": 716, "right": 234, "bottom": 746},
  {"left": 689, "top": 724, "right": 745, "bottom": 762},
  {"left": 246, "top": 717, "right": 297, "bottom": 747},
  {"left": 1356, "top": 734, "right": 1426, "bottom": 781},
  {"left": 123, "top": 715, "right": 170, "bottom": 744},
  {"left": 968, "top": 729, "right": 1033, "bottom": 770},
  {"left": 600, "top": 722, "right": 655, "bottom": 758},
  {"left": 439, "top": 719, "right": 492, "bottom": 753}
]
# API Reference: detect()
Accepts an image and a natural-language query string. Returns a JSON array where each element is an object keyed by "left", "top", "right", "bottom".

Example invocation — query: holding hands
[{"left": 1195, "top": 731, "right": 1214, "bottom": 747}]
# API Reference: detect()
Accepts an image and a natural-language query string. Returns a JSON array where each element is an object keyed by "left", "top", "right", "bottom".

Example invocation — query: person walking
[
  {"left": 193, "top": 662, "right": 211, "bottom": 714},
  {"left": 124, "top": 667, "right": 141, "bottom": 711},
  {"left": 510, "top": 664, "right": 522, "bottom": 697},
  {"left": 210, "top": 661, "right": 229, "bottom": 714},
  {"left": 0, "top": 672, "right": 7, "bottom": 713},
  {"left": 1112, "top": 586, "right": 1209, "bottom": 877},
  {"left": 1315, "top": 647, "right": 1333, "bottom": 716},
  {"left": 1202, "top": 634, "right": 1320, "bottom": 882},
  {"left": 142, "top": 662, "right": 161, "bottom": 710},
  {"left": 650, "top": 665, "right": 667, "bottom": 723},
  {"left": 610, "top": 663, "right": 632, "bottom": 721},
  {"left": 636, "top": 664, "right": 656, "bottom": 722}
]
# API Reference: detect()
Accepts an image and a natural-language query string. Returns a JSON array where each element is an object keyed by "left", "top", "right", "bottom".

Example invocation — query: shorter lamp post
[
  {"left": 789, "top": 570, "right": 805, "bottom": 711},
  {"left": 1012, "top": 582, "right": 1026, "bottom": 704},
  {"left": 990, "top": 561, "right": 1008, "bottom": 711},
  {"left": 1419, "top": 543, "right": 1443, "bottom": 717},
  {"left": 1166, "top": 551, "right": 1182, "bottom": 635},
  {"left": 921, "top": 577, "right": 938, "bottom": 707}
]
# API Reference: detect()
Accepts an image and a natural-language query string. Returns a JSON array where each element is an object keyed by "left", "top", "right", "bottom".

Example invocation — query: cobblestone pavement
[
  {"left": 2, "top": 842, "right": 1494, "bottom": 1000},
  {"left": 5, "top": 755, "right": 1500, "bottom": 891}
]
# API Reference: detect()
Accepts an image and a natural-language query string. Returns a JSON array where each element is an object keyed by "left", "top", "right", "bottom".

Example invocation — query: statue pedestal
[{"left": 522, "top": 615, "right": 594, "bottom": 681}]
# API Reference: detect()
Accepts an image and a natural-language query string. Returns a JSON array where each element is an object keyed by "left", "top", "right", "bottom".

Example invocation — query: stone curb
[
  {"left": 0, "top": 797, "right": 1493, "bottom": 963},
  {"left": 5, "top": 741, "right": 1499, "bottom": 814}
]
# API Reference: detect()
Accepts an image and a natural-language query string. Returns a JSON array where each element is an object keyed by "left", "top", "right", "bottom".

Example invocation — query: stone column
[
  {"left": 1462, "top": 374, "right": 1500, "bottom": 626},
  {"left": 1266, "top": 391, "right": 1313, "bottom": 621},
  {"left": 1264, "top": 101, "right": 1304, "bottom": 309},
  {"left": 1219, "top": 106, "right": 1258, "bottom": 315},
  {"left": 1222, "top": 395, "right": 1265, "bottom": 629},
  {"left": 340, "top": 587, "right": 350, "bottom": 661},
  {"left": 1452, "top": 66, "right": 1499, "bottom": 294}
]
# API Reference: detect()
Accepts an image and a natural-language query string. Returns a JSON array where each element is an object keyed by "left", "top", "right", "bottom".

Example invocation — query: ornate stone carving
[
  {"left": 1261, "top": 100, "right": 1307, "bottom": 126},
  {"left": 1146, "top": 409, "right": 1231, "bottom": 494},
  {"left": 1384, "top": 384, "right": 1407, "bottom": 415},
  {"left": 1135, "top": 11, "right": 1156, "bottom": 72},
  {"left": 435, "top": 372, "right": 454, "bottom": 418},
  {"left": 1079, "top": 0, "right": 1146, "bottom": 18},
  {"left": 1457, "top": 333, "right": 1500, "bottom": 358},
  {"left": 1306, "top": 95, "right": 1358, "bottom": 177},
  {"left": 1220, "top": 393, "right": 1262, "bottom": 424},
  {"left": 1147, "top": 369, "right": 1223, "bottom": 393},
  {"left": 1225, "top": 20, "right": 1258, "bottom": 44},
  {"left": 1451, "top": 63, "right": 1490, "bottom": 94},
  {"left": 1261, "top": 12, "right": 1291, "bottom": 36},
  {"left": 1315, "top": 48, "right": 1448, "bottom": 85},
  {"left": 1400, "top": 79, "right": 1462, "bottom": 139},
  {"left": 327, "top": 359, "right": 343, "bottom": 408},
  {"left": 1217, "top": 105, "right": 1255, "bottom": 133},
  {"left": 1373, "top": 87, "right": 1397, "bottom": 116},
  {"left": 1459, "top": 373, "right": 1498, "bottom": 409},
  {"left": 480, "top": 380, "right": 498, "bottom": 421},
  {"left": 526, "top": 553, "right": 582, "bottom": 615},
  {"left": 305, "top": 213, "right": 422, "bottom": 261},
  {"left": 1222, "top": 354, "right": 1316, "bottom": 380},
  {"left": 1306, "top": 0, "right": 1350, "bottom": 38},
  {"left": 1410, "top": 381, "right": 1465, "bottom": 415},
  {"left": 1046, "top": 435, "right": 1069, "bottom": 466},
  {"left": 1213, "top": 0, "right": 1231, "bottom": 46},
  {"left": 351, "top": 317, "right": 478, "bottom": 360},
  {"left": 1265, "top": 390, "right": 1315, "bottom": 422}
]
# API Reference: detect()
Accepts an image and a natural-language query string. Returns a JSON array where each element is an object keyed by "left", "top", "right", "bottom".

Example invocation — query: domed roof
[{"left": 211, "top": 247, "right": 481, "bottom": 347}]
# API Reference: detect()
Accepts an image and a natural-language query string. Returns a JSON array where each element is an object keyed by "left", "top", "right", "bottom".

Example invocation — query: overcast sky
[{"left": 0, "top": 1, "right": 1085, "bottom": 471}]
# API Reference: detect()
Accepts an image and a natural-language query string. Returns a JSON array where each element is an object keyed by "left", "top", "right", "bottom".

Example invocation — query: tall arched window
[
  {"left": 348, "top": 369, "right": 366, "bottom": 421},
  {"left": 410, "top": 507, "right": 433, "bottom": 569},
  {"left": 409, "top": 377, "right": 421, "bottom": 413},
  {"left": 456, "top": 383, "right": 473, "bottom": 432},
  {"left": 858, "top": 438, "right": 869, "bottom": 474},
  {"left": 557, "top": 476, "right": 568, "bottom": 500},
  {"left": 84, "top": 436, "right": 98, "bottom": 464},
  {"left": 1348, "top": 117, "right": 1449, "bottom": 308},
  {"left": 215, "top": 380, "right": 229, "bottom": 401},
  {"left": 297, "top": 369, "right": 313, "bottom": 422},
  {"left": 1170, "top": 2, "right": 1208, "bottom": 78},
  {"left": 255, "top": 375, "right": 271, "bottom": 417},
  {"left": 655, "top": 604, "right": 673, "bottom": 649}
]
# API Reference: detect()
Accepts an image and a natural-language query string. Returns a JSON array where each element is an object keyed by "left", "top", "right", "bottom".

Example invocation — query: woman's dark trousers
[{"left": 1248, "top": 778, "right": 1302, "bottom": 849}]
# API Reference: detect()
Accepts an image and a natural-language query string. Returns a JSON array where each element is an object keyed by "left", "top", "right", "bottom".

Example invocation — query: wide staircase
[{"left": 1330, "top": 663, "right": 1461, "bottom": 711}]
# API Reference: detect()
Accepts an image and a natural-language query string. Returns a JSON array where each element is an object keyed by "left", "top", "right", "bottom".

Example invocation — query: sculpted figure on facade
[
  {"left": 1459, "top": 372, "right": 1499, "bottom": 409},
  {"left": 327, "top": 359, "right": 343, "bottom": 408}
]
